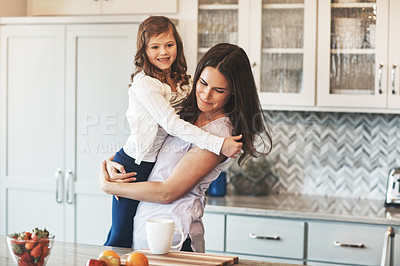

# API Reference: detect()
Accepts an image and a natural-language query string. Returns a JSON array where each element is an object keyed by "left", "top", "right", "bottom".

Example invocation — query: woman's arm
[{"left": 99, "top": 147, "right": 226, "bottom": 204}]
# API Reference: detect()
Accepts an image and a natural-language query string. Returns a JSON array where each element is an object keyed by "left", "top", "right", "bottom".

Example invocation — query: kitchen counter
[
  {"left": 0, "top": 236, "right": 297, "bottom": 266},
  {"left": 205, "top": 194, "right": 400, "bottom": 226}
]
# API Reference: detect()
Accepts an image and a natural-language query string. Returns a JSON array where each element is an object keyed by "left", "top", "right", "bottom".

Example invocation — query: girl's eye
[
  {"left": 150, "top": 46, "right": 158, "bottom": 49},
  {"left": 200, "top": 80, "right": 207, "bottom": 86},
  {"left": 215, "top": 89, "right": 224, "bottom": 93},
  {"left": 167, "top": 43, "right": 174, "bottom": 48}
]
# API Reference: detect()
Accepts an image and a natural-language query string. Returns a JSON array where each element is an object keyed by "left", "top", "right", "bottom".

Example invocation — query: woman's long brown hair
[
  {"left": 181, "top": 43, "right": 272, "bottom": 166},
  {"left": 132, "top": 16, "right": 190, "bottom": 89}
]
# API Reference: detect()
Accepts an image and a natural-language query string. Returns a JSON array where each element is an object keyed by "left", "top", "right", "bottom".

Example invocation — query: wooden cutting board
[{"left": 120, "top": 249, "right": 239, "bottom": 266}]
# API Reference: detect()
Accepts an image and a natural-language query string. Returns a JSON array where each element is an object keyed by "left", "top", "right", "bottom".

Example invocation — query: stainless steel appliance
[{"left": 385, "top": 168, "right": 400, "bottom": 207}]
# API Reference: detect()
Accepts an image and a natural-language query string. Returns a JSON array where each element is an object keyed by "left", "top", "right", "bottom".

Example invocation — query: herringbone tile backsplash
[{"left": 227, "top": 111, "right": 400, "bottom": 200}]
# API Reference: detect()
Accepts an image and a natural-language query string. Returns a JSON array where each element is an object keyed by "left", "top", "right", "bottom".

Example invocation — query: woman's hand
[{"left": 106, "top": 159, "right": 137, "bottom": 183}]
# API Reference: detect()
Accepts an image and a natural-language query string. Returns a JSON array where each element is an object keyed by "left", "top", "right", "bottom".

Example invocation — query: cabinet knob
[
  {"left": 391, "top": 64, "right": 397, "bottom": 95},
  {"left": 55, "top": 168, "right": 63, "bottom": 204},
  {"left": 248, "top": 233, "right": 280, "bottom": 241},
  {"left": 66, "top": 169, "right": 74, "bottom": 204},
  {"left": 333, "top": 241, "right": 365, "bottom": 248},
  {"left": 378, "top": 63, "right": 384, "bottom": 94}
]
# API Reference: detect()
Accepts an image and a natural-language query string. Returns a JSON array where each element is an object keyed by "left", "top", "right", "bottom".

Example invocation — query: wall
[
  {"left": 0, "top": 0, "right": 27, "bottom": 17},
  {"left": 227, "top": 111, "right": 400, "bottom": 200}
]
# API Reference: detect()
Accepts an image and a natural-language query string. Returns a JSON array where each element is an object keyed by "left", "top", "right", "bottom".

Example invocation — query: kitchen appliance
[{"left": 384, "top": 168, "right": 400, "bottom": 207}]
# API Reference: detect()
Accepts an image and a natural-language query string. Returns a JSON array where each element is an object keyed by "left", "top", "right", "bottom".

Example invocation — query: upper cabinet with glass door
[
  {"left": 197, "top": 0, "right": 240, "bottom": 60},
  {"left": 317, "top": 0, "right": 400, "bottom": 109},
  {"left": 253, "top": 0, "right": 317, "bottom": 107},
  {"left": 196, "top": 0, "right": 317, "bottom": 107}
]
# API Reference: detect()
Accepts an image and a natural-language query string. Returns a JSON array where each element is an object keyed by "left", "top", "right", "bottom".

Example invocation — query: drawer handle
[
  {"left": 249, "top": 233, "right": 280, "bottom": 241},
  {"left": 333, "top": 241, "right": 365, "bottom": 248}
]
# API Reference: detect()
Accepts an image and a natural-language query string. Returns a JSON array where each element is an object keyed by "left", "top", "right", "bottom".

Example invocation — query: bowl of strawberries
[{"left": 6, "top": 228, "right": 54, "bottom": 266}]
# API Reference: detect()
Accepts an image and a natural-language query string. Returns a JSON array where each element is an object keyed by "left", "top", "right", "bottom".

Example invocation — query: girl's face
[
  {"left": 196, "top": 66, "right": 233, "bottom": 117},
  {"left": 145, "top": 29, "right": 177, "bottom": 72}
]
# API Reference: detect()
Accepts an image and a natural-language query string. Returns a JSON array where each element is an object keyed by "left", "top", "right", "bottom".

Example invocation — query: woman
[{"left": 99, "top": 43, "right": 272, "bottom": 252}]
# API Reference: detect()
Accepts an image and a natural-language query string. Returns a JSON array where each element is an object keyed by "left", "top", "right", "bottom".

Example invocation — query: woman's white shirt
[
  {"left": 133, "top": 116, "right": 232, "bottom": 252},
  {"left": 123, "top": 72, "right": 225, "bottom": 164}
]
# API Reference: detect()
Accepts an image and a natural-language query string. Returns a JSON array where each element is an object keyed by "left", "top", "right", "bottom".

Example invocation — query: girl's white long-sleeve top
[{"left": 123, "top": 71, "right": 225, "bottom": 164}]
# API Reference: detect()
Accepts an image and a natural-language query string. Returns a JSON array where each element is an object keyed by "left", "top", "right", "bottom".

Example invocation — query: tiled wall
[{"left": 227, "top": 111, "right": 400, "bottom": 200}]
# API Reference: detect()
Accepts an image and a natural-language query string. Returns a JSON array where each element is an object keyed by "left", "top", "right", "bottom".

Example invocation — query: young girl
[{"left": 104, "top": 16, "right": 242, "bottom": 248}]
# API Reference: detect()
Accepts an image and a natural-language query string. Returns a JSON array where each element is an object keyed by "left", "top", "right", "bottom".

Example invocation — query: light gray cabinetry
[
  {"left": 203, "top": 213, "right": 305, "bottom": 265},
  {"left": 204, "top": 211, "right": 399, "bottom": 265},
  {"left": 308, "top": 221, "right": 386, "bottom": 266},
  {"left": 203, "top": 213, "right": 225, "bottom": 252},
  {"left": 226, "top": 215, "right": 305, "bottom": 260},
  {"left": 0, "top": 18, "right": 140, "bottom": 244}
]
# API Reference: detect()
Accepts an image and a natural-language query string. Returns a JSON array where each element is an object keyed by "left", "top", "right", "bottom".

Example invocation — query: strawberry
[
  {"left": 25, "top": 240, "right": 37, "bottom": 250},
  {"left": 19, "top": 251, "right": 32, "bottom": 264},
  {"left": 12, "top": 242, "right": 25, "bottom": 255},
  {"left": 31, "top": 228, "right": 49, "bottom": 241},
  {"left": 41, "top": 245, "right": 50, "bottom": 258},
  {"left": 30, "top": 244, "right": 42, "bottom": 258}
]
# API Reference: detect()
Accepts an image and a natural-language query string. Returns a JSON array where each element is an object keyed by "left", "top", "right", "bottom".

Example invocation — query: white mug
[{"left": 146, "top": 219, "right": 185, "bottom": 254}]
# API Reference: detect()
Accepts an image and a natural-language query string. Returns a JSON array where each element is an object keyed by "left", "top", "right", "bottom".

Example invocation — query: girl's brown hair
[
  {"left": 181, "top": 43, "right": 273, "bottom": 166},
  {"left": 132, "top": 16, "right": 190, "bottom": 89}
]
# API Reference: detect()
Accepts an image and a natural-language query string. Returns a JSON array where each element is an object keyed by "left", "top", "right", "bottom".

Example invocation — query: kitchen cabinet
[
  {"left": 203, "top": 211, "right": 399, "bottom": 265},
  {"left": 0, "top": 17, "right": 140, "bottom": 244},
  {"left": 308, "top": 221, "right": 387, "bottom": 266},
  {"left": 203, "top": 213, "right": 305, "bottom": 265},
  {"left": 226, "top": 215, "right": 305, "bottom": 260},
  {"left": 317, "top": 0, "right": 400, "bottom": 109},
  {"left": 27, "top": 0, "right": 177, "bottom": 16},
  {"left": 193, "top": 0, "right": 317, "bottom": 107},
  {"left": 203, "top": 213, "right": 225, "bottom": 252},
  {"left": 193, "top": 0, "right": 400, "bottom": 112}
]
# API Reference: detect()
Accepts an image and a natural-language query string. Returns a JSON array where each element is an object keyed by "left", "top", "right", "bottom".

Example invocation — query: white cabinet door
[
  {"left": 65, "top": 24, "right": 138, "bottom": 244},
  {"left": 0, "top": 25, "right": 67, "bottom": 239},
  {"left": 30, "top": 0, "right": 100, "bottom": 16},
  {"left": 317, "top": 0, "right": 389, "bottom": 108},
  {"left": 387, "top": 0, "right": 400, "bottom": 109},
  {"left": 195, "top": 0, "right": 316, "bottom": 108},
  {"left": 252, "top": 0, "right": 317, "bottom": 107}
]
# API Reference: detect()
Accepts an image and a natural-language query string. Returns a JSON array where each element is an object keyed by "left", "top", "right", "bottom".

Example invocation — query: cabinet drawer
[
  {"left": 308, "top": 221, "right": 386, "bottom": 265},
  {"left": 226, "top": 215, "right": 305, "bottom": 259},
  {"left": 203, "top": 213, "right": 225, "bottom": 252}
]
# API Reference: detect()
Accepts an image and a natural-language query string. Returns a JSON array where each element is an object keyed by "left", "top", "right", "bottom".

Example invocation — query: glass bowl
[{"left": 6, "top": 234, "right": 55, "bottom": 266}]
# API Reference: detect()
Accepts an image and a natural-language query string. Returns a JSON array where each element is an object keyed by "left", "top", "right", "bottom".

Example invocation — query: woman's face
[
  {"left": 145, "top": 29, "right": 177, "bottom": 72},
  {"left": 196, "top": 66, "right": 232, "bottom": 117}
]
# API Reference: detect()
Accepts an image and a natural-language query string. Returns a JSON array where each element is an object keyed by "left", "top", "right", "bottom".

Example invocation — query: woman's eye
[
  {"left": 215, "top": 89, "right": 224, "bottom": 93},
  {"left": 200, "top": 80, "right": 207, "bottom": 86}
]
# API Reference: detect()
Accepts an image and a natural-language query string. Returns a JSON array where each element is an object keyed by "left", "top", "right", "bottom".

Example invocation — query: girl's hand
[
  {"left": 106, "top": 159, "right": 137, "bottom": 183},
  {"left": 221, "top": 135, "right": 243, "bottom": 158}
]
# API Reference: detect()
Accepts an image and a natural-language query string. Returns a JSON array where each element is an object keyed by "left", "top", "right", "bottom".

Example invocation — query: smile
[
  {"left": 199, "top": 97, "right": 212, "bottom": 105},
  {"left": 157, "top": 57, "right": 170, "bottom": 62}
]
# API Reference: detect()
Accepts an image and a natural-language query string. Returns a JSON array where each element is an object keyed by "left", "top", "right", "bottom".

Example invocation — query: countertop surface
[
  {"left": 205, "top": 194, "right": 400, "bottom": 226},
  {"left": 0, "top": 235, "right": 297, "bottom": 266}
]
